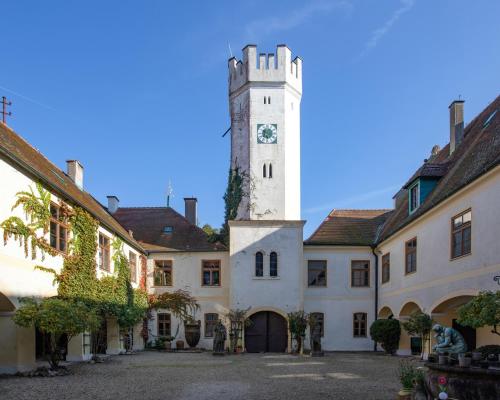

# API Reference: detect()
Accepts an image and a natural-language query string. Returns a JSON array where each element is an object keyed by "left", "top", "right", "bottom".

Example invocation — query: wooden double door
[{"left": 245, "top": 311, "right": 288, "bottom": 353}]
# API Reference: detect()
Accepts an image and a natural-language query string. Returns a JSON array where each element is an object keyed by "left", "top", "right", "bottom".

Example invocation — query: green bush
[
  {"left": 475, "top": 345, "right": 500, "bottom": 359},
  {"left": 370, "top": 318, "right": 401, "bottom": 354}
]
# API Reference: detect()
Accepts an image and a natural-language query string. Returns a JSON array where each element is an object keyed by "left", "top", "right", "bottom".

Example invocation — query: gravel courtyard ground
[{"left": 0, "top": 351, "right": 402, "bottom": 400}]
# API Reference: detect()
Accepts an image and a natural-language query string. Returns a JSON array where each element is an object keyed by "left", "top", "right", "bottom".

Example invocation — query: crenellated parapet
[{"left": 228, "top": 44, "right": 302, "bottom": 95}]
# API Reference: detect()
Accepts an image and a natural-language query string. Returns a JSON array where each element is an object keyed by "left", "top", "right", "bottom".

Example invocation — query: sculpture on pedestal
[
  {"left": 432, "top": 324, "right": 467, "bottom": 354},
  {"left": 213, "top": 320, "right": 227, "bottom": 355}
]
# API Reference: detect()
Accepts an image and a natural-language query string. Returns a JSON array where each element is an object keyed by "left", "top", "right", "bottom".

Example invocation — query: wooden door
[{"left": 245, "top": 311, "right": 287, "bottom": 353}]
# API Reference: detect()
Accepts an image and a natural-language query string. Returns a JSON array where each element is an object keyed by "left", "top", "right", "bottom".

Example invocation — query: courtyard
[{"left": 1, "top": 351, "right": 403, "bottom": 400}]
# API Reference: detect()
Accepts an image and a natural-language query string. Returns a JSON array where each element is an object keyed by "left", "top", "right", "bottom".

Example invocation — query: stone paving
[{"left": 0, "top": 351, "right": 402, "bottom": 400}]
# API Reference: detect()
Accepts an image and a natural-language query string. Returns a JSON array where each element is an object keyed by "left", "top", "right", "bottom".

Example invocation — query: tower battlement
[{"left": 228, "top": 44, "right": 302, "bottom": 95}]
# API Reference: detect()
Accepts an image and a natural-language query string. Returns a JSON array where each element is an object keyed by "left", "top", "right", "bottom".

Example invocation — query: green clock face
[{"left": 257, "top": 124, "right": 277, "bottom": 144}]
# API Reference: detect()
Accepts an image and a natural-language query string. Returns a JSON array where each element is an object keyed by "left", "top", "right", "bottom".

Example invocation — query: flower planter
[
  {"left": 164, "top": 341, "right": 172, "bottom": 351},
  {"left": 438, "top": 355, "right": 448, "bottom": 365},
  {"left": 397, "top": 389, "right": 412, "bottom": 400},
  {"left": 472, "top": 352, "right": 482, "bottom": 361},
  {"left": 458, "top": 354, "right": 471, "bottom": 368},
  {"left": 184, "top": 320, "right": 201, "bottom": 348},
  {"left": 176, "top": 340, "right": 184, "bottom": 350}
]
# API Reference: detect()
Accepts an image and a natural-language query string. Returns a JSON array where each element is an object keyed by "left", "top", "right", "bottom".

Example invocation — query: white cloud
[
  {"left": 245, "top": 0, "right": 352, "bottom": 40},
  {"left": 303, "top": 184, "right": 399, "bottom": 214},
  {"left": 359, "top": 0, "right": 415, "bottom": 57}
]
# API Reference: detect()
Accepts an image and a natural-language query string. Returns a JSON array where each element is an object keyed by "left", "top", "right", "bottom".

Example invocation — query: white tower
[
  {"left": 228, "top": 44, "right": 302, "bottom": 220},
  {"left": 228, "top": 45, "right": 304, "bottom": 352}
]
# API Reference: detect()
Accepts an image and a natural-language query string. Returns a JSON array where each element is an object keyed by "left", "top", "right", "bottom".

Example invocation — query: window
[
  {"left": 255, "top": 252, "right": 263, "bottom": 277},
  {"left": 204, "top": 313, "right": 218, "bottom": 338},
  {"left": 268, "top": 96, "right": 271, "bottom": 104},
  {"left": 49, "top": 203, "right": 68, "bottom": 253},
  {"left": 409, "top": 182, "right": 420, "bottom": 213},
  {"left": 264, "top": 96, "right": 267, "bottom": 104},
  {"left": 263, "top": 164, "right": 266, "bottom": 178},
  {"left": 270, "top": 252, "right": 278, "bottom": 277},
  {"left": 405, "top": 238, "right": 417, "bottom": 274},
  {"left": 129, "top": 251, "right": 137, "bottom": 283},
  {"left": 157, "top": 313, "right": 171, "bottom": 337},
  {"left": 163, "top": 226, "right": 173, "bottom": 234},
  {"left": 202, "top": 260, "right": 221, "bottom": 286},
  {"left": 310, "top": 312, "right": 324, "bottom": 337},
  {"left": 269, "top": 163, "right": 273, "bottom": 178},
  {"left": 154, "top": 260, "right": 172, "bottom": 286},
  {"left": 381, "top": 253, "right": 390, "bottom": 284},
  {"left": 353, "top": 313, "right": 367, "bottom": 337},
  {"left": 451, "top": 209, "right": 471, "bottom": 259},
  {"left": 98, "top": 233, "right": 111, "bottom": 271},
  {"left": 308, "top": 260, "right": 327, "bottom": 287},
  {"left": 351, "top": 260, "right": 370, "bottom": 287}
]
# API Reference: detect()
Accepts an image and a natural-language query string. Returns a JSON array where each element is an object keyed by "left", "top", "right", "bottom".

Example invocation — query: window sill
[
  {"left": 381, "top": 281, "right": 390, "bottom": 286},
  {"left": 307, "top": 285, "right": 327, "bottom": 288},
  {"left": 404, "top": 271, "right": 417, "bottom": 276},
  {"left": 351, "top": 286, "right": 371, "bottom": 289},
  {"left": 450, "top": 252, "right": 471, "bottom": 262},
  {"left": 201, "top": 285, "right": 221, "bottom": 288},
  {"left": 253, "top": 276, "right": 280, "bottom": 280}
]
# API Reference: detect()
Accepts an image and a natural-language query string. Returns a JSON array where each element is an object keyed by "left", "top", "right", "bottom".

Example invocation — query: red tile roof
[
  {"left": 112, "top": 207, "right": 227, "bottom": 252},
  {"left": 0, "top": 122, "right": 144, "bottom": 252},
  {"left": 305, "top": 209, "right": 392, "bottom": 246}
]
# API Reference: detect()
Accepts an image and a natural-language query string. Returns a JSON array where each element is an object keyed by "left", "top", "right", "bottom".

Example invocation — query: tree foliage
[
  {"left": 458, "top": 291, "right": 500, "bottom": 336},
  {"left": 402, "top": 311, "right": 433, "bottom": 359},
  {"left": 288, "top": 310, "right": 309, "bottom": 353},
  {"left": 370, "top": 318, "right": 401, "bottom": 354},
  {"left": 220, "top": 167, "right": 245, "bottom": 245},
  {"left": 148, "top": 290, "right": 199, "bottom": 321},
  {"left": 13, "top": 297, "right": 99, "bottom": 368}
]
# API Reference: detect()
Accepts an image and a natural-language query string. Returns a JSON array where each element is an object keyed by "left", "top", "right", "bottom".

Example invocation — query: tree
[
  {"left": 148, "top": 290, "right": 199, "bottom": 321},
  {"left": 370, "top": 319, "right": 401, "bottom": 354},
  {"left": 13, "top": 297, "right": 99, "bottom": 369},
  {"left": 288, "top": 311, "right": 308, "bottom": 354},
  {"left": 402, "top": 311, "right": 433, "bottom": 359},
  {"left": 225, "top": 308, "right": 251, "bottom": 352},
  {"left": 458, "top": 291, "right": 500, "bottom": 336}
]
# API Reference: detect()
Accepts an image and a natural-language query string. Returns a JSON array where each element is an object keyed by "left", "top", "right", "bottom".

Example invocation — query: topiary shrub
[
  {"left": 475, "top": 345, "right": 500, "bottom": 359},
  {"left": 370, "top": 318, "right": 401, "bottom": 354}
]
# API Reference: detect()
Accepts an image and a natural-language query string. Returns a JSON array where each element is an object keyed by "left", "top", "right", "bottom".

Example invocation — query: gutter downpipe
[{"left": 372, "top": 246, "right": 379, "bottom": 352}]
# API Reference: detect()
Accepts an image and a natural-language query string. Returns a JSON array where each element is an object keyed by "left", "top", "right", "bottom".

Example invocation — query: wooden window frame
[
  {"left": 255, "top": 252, "right": 264, "bottom": 277},
  {"left": 351, "top": 260, "right": 370, "bottom": 287},
  {"left": 154, "top": 260, "right": 173, "bottom": 286},
  {"left": 310, "top": 312, "right": 325, "bottom": 337},
  {"left": 405, "top": 237, "right": 417, "bottom": 275},
  {"left": 269, "top": 251, "right": 278, "bottom": 277},
  {"left": 157, "top": 313, "right": 171, "bottom": 337},
  {"left": 381, "top": 253, "right": 390, "bottom": 284},
  {"left": 353, "top": 312, "right": 367, "bottom": 338},
  {"left": 409, "top": 181, "right": 420, "bottom": 214},
  {"left": 98, "top": 233, "right": 111, "bottom": 271},
  {"left": 129, "top": 251, "right": 137, "bottom": 283},
  {"left": 204, "top": 313, "right": 218, "bottom": 338},
  {"left": 307, "top": 260, "right": 327, "bottom": 287},
  {"left": 201, "top": 260, "right": 221, "bottom": 287},
  {"left": 49, "top": 202, "right": 68, "bottom": 254},
  {"left": 450, "top": 209, "right": 472, "bottom": 260}
]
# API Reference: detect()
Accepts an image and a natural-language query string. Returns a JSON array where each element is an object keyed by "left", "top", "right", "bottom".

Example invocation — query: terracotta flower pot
[
  {"left": 438, "top": 355, "right": 448, "bottom": 365},
  {"left": 398, "top": 389, "right": 412, "bottom": 400}
]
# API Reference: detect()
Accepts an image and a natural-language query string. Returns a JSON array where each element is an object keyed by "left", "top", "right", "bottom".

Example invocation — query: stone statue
[
  {"left": 212, "top": 320, "right": 227, "bottom": 355},
  {"left": 310, "top": 320, "right": 324, "bottom": 357},
  {"left": 432, "top": 324, "right": 467, "bottom": 354}
]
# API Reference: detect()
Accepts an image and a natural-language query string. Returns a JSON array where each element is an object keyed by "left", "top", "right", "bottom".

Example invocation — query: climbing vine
[
  {"left": 220, "top": 167, "right": 245, "bottom": 244},
  {"left": 1, "top": 182, "right": 58, "bottom": 260}
]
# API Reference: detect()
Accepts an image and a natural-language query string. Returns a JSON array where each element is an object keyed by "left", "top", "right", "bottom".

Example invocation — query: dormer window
[
  {"left": 409, "top": 182, "right": 420, "bottom": 214},
  {"left": 163, "top": 226, "right": 173, "bottom": 234}
]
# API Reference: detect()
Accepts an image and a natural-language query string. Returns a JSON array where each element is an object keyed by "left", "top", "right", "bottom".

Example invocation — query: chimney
[
  {"left": 107, "top": 195, "right": 120, "bottom": 214},
  {"left": 66, "top": 160, "right": 84, "bottom": 190},
  {"left": 449, "top": 100, "right": 465, "bottom": 155},
  {"left": 184, "top": 197, "right": 197, "bottom": 225}
]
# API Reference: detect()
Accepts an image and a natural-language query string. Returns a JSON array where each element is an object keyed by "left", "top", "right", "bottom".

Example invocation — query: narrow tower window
[
  {"left": 255, "top": 252, "right": 263, "bottom": 277},
  {"left": 269, "top": 164, "right": 273, "bottom": 178},
  {"left": 263, "top": 164, "right": 266, "bottom": 178},
  {"left": 270, "top": 252, "right": 278, "bottom": 277},
  {"left": 268, "top": 96, "right": 271, "bottom": 104},
  {"left": 264, "top": 96, "right": 267, "bottom": 104}
]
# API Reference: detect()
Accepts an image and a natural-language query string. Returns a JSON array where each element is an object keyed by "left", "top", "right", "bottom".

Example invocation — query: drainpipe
[{"left": 372, "top": 246, "right": 379, "bottom": 352}]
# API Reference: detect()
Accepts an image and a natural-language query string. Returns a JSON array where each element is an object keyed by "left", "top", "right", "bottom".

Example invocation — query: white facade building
[{"left": 1, "top": 45, "right": 499, "bottom": 373}]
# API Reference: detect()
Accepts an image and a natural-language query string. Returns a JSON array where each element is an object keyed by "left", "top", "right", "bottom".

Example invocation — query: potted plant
[
  {"left": 398, "top": 360, "right": 416, "bottom": 399},
  {"left": 225, "top": 308, "right": 251, "bottom": 353},
  {"left": 287, "top": 311, "right": 308, "bottom": 354},
  {"left": 164, "top": 335, "right": 175, "bottom": 350},
  {"left": 458, "top": 352, "right": 472, "bottom": 368},
  {"left": 176, "top": 340, "right": 185, "bottom": 350}
]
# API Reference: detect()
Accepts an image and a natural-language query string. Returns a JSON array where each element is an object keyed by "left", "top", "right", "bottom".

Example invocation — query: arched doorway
[
  {"left": 399, "top": 301, "right": 424, "bottom": 356},
  {"left": 245, "top": 311, "right": 287, "bottom": 353},
  {"left": 378, "top": 306, "right": 394, "bottom": 319}
]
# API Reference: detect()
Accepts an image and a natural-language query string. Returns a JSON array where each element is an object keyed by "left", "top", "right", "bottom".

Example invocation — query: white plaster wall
[
  {"left": 229, "top": 221, "right": 304, "bottom": 315},
  {"left": 147, "top": 251, "right": 229, "bottom": 349},
  {"left": 377, "top": 168, "right": 500, "bottom": 317},
  {"left": 304, "top": 246, "right": 376, "bottom": 351}
]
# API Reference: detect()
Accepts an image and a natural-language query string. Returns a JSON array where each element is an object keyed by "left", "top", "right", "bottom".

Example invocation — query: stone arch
[
  {"left": 398, "top": 300, "right": 423, "bottom": 318},
  {"left": 0, "top": 292, "right": 15, "bottom": 312},
  {"left": 244, "top": 309, "right": 288, "bottom": 353},
  {"left": 429, "top": 289, "right": 478, "bottom": 314},
  {"left": 378, "top": 306, "right": 394, "bottom": 319}
]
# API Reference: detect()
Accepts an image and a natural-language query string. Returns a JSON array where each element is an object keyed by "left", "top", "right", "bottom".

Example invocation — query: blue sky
[{"left": 1, "top": 1, "right": 499, "bottom": 238}]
